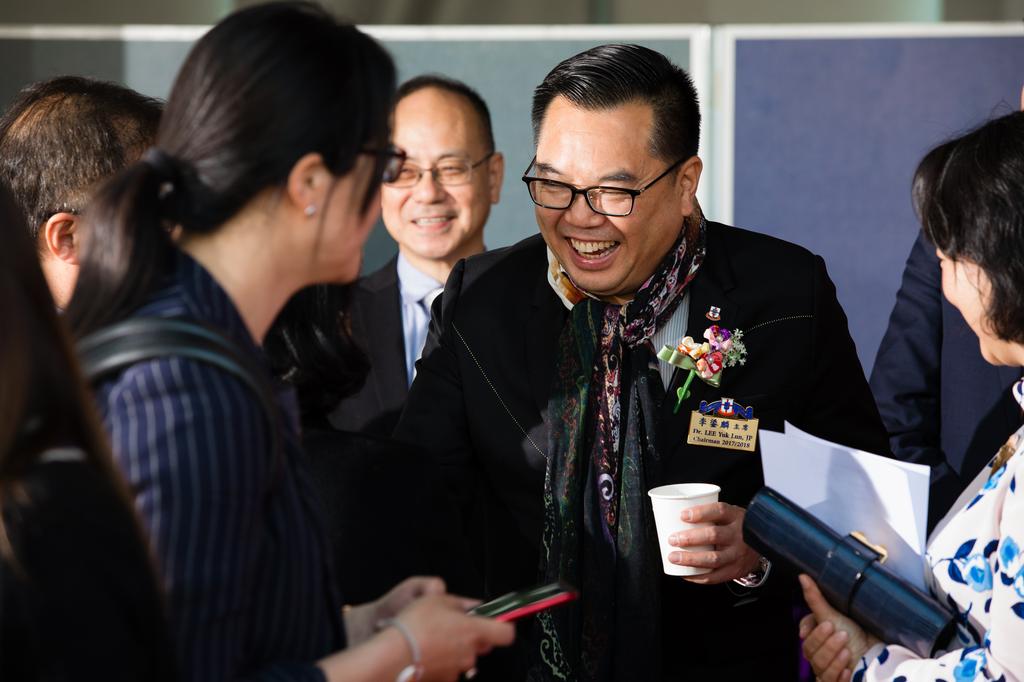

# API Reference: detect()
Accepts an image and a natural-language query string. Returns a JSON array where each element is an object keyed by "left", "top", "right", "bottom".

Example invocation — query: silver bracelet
[{"left": 378, "top": 617, "right": 424, "bottom": 682}]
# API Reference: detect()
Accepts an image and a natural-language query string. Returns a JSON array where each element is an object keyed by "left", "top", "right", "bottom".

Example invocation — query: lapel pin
[{"left": 706, "top": 305, "right": 721, "bottom": 321}]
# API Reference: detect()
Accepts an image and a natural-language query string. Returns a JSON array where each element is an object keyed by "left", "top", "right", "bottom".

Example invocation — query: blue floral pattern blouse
[{"left": 856, "top": 385, "right": 1024, "bottom": 681}]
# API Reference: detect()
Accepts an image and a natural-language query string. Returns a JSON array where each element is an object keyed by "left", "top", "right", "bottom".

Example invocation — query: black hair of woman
[
  {"left": 66, "top": 0, "right": 396, "bottom": 338},
  {"left": 914, "top": 109, "right": 1024, "bottom": 344},
  {"left": 265, "top": 283, "right": 371, "bottom": 425}
]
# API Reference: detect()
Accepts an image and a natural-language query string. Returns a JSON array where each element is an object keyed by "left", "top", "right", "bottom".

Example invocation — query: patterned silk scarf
[{"left": 531, "top": 216, "right": 707, "bottom": 681}]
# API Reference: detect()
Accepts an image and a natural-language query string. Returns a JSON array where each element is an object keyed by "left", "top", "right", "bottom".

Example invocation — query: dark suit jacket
[
  {"left": 329, "top": 257, "right": 409, "bottom": 437},
  {"left": 301, "top": 427, "right": 481, "bottom": 604},
  {"left": 395, "top": 223, "right": 890, "bottom": 681},
  {"left": 870, "top": 232, "right": 1020, "bottom": 531}
]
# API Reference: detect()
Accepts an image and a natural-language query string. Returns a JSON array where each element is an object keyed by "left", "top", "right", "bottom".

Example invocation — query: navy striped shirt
[{"left": 94, "top": 252, "right": 344, "bottom": 681}]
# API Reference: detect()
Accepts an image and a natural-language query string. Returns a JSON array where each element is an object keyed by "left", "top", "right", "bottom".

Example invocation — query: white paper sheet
[{"left": 759, "top": 423, "right": 931, "bottom": 590}]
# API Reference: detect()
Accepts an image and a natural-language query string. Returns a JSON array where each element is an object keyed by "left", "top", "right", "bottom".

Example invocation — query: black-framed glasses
[
  {"left": 521, "top": 157, "right": 685, "bottom": 217},
  {"left": 385, "top": 151, "right": 494, "bottom": 188},
  {"left": 362, "top": 145, "right": 407, "bottom": 184}
]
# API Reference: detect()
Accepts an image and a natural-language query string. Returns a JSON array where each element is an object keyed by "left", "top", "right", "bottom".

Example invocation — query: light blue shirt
[
  {"left": 397, "top": 254, "right": 444, "bottom": 386},
  {"left": 649, "top": 293, "right": 691, "bottom": 390}
]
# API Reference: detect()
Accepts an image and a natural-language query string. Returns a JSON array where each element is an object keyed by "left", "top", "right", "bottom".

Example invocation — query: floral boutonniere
[{"left": 657, "top": 325, "right": 748, "bottom": 413}]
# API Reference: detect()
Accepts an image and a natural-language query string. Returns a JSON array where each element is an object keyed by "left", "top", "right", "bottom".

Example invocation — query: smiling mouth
[
  {"left": 412, "top": 216, "right": 455, "bottom": 226},
  {"left": 569, "top": 238, "right": 620, "bottom": 259}
]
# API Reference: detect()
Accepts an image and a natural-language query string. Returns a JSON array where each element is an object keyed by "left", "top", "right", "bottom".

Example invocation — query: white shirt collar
[{"left": 396, "top": 253, "right": 443, "bottom": 305}]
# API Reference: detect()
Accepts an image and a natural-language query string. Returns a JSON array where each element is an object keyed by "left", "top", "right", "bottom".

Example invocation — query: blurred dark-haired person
[
  {"left": 331, "top": 75, "right": 503, "bottom": 436},
  {"left": 801, "top": 110, "right": 1024, "bottom": 682},
  {"left": 0, "top": 182, "right": 174, "bottom": 681},
  {"left": 394, "top": 43, "right": 889, "bottom": 681},
  {"left": 0, "top": 76, "right": 161, "bottom": 307},
  {"left": 65, "top": 3, "right": 512, "bottom": 681}
]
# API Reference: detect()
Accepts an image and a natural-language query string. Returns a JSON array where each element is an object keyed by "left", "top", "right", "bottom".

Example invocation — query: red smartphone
[{"left": 469, "top": 581, "right": 578, "bottom": 622}]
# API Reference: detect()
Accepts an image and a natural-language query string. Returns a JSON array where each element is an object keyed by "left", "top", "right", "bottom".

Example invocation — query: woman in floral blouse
[{"left": 800, "top": 110, "right": 1024, "bottom": 682}]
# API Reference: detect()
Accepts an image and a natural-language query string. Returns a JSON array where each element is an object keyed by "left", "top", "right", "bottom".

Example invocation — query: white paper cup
[{"left": 648, "top": 483, "right": 721, "bottom": 576}]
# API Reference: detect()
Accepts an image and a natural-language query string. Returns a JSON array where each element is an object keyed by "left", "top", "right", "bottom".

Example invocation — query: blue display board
[{"left": 725, "top": 28, "right": 1024, "bottom": 370}]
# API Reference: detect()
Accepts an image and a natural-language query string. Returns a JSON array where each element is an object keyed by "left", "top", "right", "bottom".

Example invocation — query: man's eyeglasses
[
  {"left": 521, "top": 157, "right": 685, "bottom": 217},
  {"left": 385, "top": 152, "right": 494, "bottom": 189},
  {"left": 362, "top": 145, "right": 407, "bottom": 185}
]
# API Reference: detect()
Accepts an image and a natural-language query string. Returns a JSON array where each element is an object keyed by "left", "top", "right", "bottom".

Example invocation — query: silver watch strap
[{"left": 733, "top": 555, "right": 771, "bottom": 588}]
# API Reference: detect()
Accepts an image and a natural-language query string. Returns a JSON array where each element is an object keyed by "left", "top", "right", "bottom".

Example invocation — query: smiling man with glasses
[
  {"left": 396, "top": 44, "right": 889, "bottom": 682},
  {"left": 330, "top": 75, "right": 503, "bottom": 436}
]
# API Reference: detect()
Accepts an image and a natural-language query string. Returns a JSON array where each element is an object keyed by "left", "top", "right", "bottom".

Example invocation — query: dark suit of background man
[
  {"left": 330, "top": 75, "right": 504, "bottom": 435},
  {"left": 395, "top": 44, "right": 889, "bottom": 682},
  {"left": 870, "top": 232, "right": 1021, "bottom": 531}
]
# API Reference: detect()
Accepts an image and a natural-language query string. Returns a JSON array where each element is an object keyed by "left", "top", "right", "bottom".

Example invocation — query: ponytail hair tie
[
  {"left": 142, "top": 147, "right": 180, "bottom": 185},
  {"left": 142, "top": 147, "right": 186, "bottom": 222}
]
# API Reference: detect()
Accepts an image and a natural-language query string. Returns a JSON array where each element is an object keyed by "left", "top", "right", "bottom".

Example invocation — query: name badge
[{"left": 685, "top": 398, "right": 759, "bottom": 453}]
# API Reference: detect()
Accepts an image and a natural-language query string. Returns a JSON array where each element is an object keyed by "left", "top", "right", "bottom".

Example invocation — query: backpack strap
[{"left": 78, "top": 317, "right": 281, "bottom": 448}]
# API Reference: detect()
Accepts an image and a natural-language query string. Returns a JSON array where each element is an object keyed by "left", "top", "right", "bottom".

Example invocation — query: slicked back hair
[
  {"left": 396, "top": 74, "right": 495, "bottom": 153},
  {"left": 0, "top": 76, "right": 162, "bottom": 241},
  {"left": 531, "top": 43, "right": 700, "bottom": 162}
]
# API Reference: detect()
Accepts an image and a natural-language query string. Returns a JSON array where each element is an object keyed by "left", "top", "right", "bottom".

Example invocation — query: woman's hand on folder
[
  {"left": 799, "top": 575, "right": 879, "bottom": 682},
  {"left": 667, "top": 502, "right": 761, "bottom": 584}
]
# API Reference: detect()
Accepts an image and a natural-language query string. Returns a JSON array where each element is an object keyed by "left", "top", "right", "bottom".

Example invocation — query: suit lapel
[
  {"left": 359, "top": 259, "right": 409, "bottom": 408},
  {"left": 526, "top": 266, "right": 569, "bottom": 417},
  {"left": 659, "top": 226, "right": 742, "bottom": 454}
]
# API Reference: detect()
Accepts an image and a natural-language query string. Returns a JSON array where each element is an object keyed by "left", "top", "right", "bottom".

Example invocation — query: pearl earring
[{"left": 304, "top": 204, "right": 317, "bottom": 217}]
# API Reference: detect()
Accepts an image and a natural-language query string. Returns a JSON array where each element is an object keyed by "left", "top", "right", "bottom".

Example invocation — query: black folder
[{"left": 743, "top": 487, "right": 956, "bottom": 658}]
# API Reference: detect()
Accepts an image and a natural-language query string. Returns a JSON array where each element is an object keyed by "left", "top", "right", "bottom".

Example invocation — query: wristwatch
[{"left": 733, "top": 555, "right": 771, "bottom": 589}]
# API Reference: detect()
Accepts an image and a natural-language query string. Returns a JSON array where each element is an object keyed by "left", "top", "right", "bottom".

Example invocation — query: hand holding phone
[{"left": 469, "top": 581, "right": 578, "bottom": 622}]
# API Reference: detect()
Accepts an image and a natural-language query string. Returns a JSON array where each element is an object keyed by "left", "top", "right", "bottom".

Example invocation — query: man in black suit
[
  {"left": 871, "top": 232, "right": 1021, "bottom": 532},
  {"left": 330, "top": 75, "right": 504, "bottom": 435},
  {"left": 396, "top": 44, "right": 889, "bottom": 681}
]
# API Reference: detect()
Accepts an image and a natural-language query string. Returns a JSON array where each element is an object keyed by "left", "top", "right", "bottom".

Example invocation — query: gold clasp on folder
[{"left": 849, "top": 531, "right": 889, "bottom": 564}]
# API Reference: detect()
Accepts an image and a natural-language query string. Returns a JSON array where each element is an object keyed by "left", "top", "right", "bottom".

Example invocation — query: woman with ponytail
[{"left": 66, "top": 3, "right": 512, "bottom": 681}]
